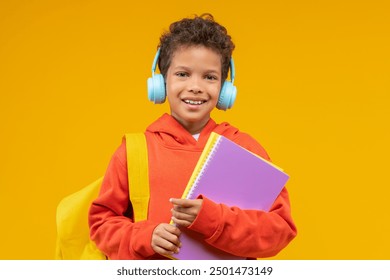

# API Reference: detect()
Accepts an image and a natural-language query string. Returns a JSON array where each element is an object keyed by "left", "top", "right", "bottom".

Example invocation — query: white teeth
[{"left": 184, "top": 100, "right": 205, "bottom": 105}]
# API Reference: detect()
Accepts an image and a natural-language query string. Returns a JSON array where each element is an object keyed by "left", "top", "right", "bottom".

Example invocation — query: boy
[{"left": 88, "top": 14, "right": 297, "bottom": 260}]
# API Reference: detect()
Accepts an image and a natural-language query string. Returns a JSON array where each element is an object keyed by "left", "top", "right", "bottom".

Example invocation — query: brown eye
[
  {"left": 176, "top": 72, "right": 189, "bottom": 77},
  {"left": 205, "top": 74, "right": 217, "bottom": 80}
]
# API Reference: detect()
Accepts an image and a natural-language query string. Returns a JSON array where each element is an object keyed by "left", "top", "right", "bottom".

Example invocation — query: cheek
[
  {"left": 166, "top": 82, "right": 183, "bottom": 104},
  {"left": 164, "top": 80, "right": 173, "bottom": 97},
  {"left": 210, "top": 85, "right": 222, "bottom": 100},
  {"left": 165, "top": 78, "right": 181, "bottom": 95}
]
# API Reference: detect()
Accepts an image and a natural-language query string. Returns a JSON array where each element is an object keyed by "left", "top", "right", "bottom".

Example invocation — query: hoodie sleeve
[
  {"left": 88, "top": 141, "right": 158, "bottom": 260},
  {"left": 187, "top": 133, "right": 297, "bottom": 258}
]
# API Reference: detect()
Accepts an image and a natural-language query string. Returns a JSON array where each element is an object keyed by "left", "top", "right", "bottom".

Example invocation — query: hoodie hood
[{"left": 146, "top": 114, "right": 239, "bottom": 150}]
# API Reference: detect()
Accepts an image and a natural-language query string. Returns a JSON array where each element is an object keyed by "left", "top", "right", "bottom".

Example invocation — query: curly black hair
[{"left": 158, "top": 14, "right": 235, "bottom": 83}]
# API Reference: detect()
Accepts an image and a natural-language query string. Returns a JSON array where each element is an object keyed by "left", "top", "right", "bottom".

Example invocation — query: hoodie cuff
[
  {"left": 130, "top": 221, "right": 158, "bottom": 258},
  {"left": 187, "top": 196, "right": 222, "bottom": 239}
]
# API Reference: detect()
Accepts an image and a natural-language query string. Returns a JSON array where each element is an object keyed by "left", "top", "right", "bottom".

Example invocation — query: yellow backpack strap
[{"left": 125, "top": 133, "right": 150, "bottom": 222}]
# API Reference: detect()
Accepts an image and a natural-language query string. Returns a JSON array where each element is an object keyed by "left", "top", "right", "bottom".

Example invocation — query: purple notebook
[{"left": 171, "top": 133, "right": 290, "bottom": 260}]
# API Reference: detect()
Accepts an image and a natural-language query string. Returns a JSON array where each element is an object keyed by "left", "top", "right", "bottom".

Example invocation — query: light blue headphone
[{"left": 147, "top": 48, "right": 237, "bottom": 110}]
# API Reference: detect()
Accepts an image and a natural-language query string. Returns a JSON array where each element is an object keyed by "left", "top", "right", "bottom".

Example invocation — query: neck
[
  {"left": 171, "top": 115, "right": 210, "bottom": 135},
  {"left": 185, "top": 122, "right": 207, "bottom": 135}
]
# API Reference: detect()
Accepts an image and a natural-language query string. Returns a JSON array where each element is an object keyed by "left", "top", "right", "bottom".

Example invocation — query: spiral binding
[{"left": 185, "top": 136, "right": 223, "bottom": 199}]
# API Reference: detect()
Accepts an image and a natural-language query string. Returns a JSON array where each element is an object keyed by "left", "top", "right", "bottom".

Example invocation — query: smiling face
[{"left": 165, "top": 45, "right": 222, "bottom": 135}]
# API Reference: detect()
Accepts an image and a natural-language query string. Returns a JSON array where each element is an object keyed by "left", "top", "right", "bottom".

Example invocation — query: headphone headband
[
  {"left": 229, "top": 57, "right": 235, "bottom": 84},
  {"left": 151, "top": 48, "right": 160, "bottom": 75},
  {"left": 151, "top": 48, "right": 235, "bottom": 83}
]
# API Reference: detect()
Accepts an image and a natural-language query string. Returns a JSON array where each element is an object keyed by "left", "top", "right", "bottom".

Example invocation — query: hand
[
  {"left": 170, "top": 198, "right": 203, "bottom": 227},
  {"left": 151, "top": 223, "right": 181, "bottom": 256}
]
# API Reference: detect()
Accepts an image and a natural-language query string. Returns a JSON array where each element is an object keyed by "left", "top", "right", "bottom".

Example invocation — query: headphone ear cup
[
  {"left": 217, "top": 81, "right": 237, "bottom": 110},
  {"left": 147, "top": 74, "right": 166, "bottom": 104}
]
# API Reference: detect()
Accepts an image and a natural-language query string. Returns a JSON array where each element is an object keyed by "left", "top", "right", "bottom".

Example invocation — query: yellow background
[{"left": 1, "top": 0, "right": 389, "bottom": 259}]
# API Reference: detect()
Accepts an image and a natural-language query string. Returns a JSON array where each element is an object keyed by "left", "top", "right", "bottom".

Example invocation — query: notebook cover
[{"left": 171, "top": 132, "right": 290, "bottom": 260}]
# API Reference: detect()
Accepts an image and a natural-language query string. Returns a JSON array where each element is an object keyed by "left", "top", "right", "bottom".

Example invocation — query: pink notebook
[{"left": 170, "top": 132, "right": 290, "bottom": 260}]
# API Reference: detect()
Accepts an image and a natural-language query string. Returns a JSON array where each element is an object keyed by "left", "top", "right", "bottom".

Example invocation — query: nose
[{"left": 188, "top": 76, "right": 203, "bottom": 94}]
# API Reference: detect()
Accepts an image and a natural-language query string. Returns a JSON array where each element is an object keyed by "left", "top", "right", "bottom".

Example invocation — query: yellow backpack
[{"left": 55, "top": 133, "right": 149, "bottom": 259}]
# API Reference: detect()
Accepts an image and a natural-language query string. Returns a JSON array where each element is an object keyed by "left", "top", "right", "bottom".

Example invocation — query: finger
[
  {"left": 172, "top": 208, "right": 195, "bottom": 221},
  {"left": 152, "top": 242, "right": 180, "bottom": 255},
  {"left": 162, "top": 230, "right": 182, "bottom": 247},
  {"left": 163, "top": 223, "right": 182, "bottom": 237},
  {"left": 152, "top": 245, "right": 172, "bottom": 256},
  {"left": 172, "top": 205, "right": 198, "bottom": 216},
  {"left": 170, "top": 198, "right": 196, "bottom": 207},
  {"left": 171, "top": 216, "right": 192, "bottom": 228},
  {"left": 154, "top": 223, "right": 181, "bottom": 237},
  {"left": 154, "top": 225, "right": 181, "bottom": 246},
  {"left": 153, "top": 237, "right": 181, "bottom": 254}
]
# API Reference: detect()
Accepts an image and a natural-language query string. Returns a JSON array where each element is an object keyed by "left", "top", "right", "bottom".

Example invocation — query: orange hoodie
[{"left": 89, "top": 114, "right": 297, "bottom": 259}]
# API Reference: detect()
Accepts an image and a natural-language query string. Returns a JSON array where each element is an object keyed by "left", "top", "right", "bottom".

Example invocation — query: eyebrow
[{"left": 173, "top": 66, "right": 221, "bottom": 75}]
